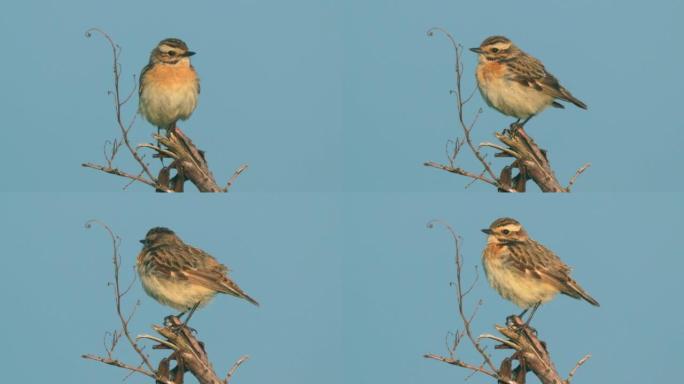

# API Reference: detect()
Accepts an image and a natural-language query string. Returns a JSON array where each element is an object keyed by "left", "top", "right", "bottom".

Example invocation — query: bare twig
[
  {"left": 225, "top": 164, "right": 249, "bottom": 192},
  {"left": 566, "top": 163, "right": 591, "bottom": 191},
  {"left": 84, "top": 220, "right": 157, "bottom": 374},
  {"left": 81, "top": 162, "right": 171, "bottom": 191},
  {"left": 426, "top": 220, "right": 498, "bottom": 373},
  {"left": 81, "top": 354, "right": 161, "bottom": 381},
  {"left": 225, "top": 355, "right": 250, "bottom": 383},
  {"left": 85, "top": 28, "right": 157, "bottom": 184},
  {"left": 426, "top": 28, "right": 499, "bottom": 185},
  {"left": 566, "top": 354, "right": 591, "bottom": 383},
  {"left": 424, "top": 161, "right": 502, "bottom": 188},
  {"left": 423, "top": 353, "right": 501, "bottom": 381}
]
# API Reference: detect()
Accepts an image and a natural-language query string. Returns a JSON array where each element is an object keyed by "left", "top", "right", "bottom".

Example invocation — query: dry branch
[
  {"left": 425, "top": 221, "right": 593, "bottom": 383},
  {"left": 425, "top": 28, "right": 589, "bottom": 192},
  {"left": 83, "top": 221, "right": 250, "bottom": 384},
  {"left": 83, "top": 28, "right": 247, "bottom": 192}
]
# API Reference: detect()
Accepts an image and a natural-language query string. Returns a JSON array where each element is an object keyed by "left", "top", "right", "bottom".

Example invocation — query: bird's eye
[
  {"left": 491, "top": 47, "right": 499, "bottom": 53},
  {"left": 168, "top": 51, "right": 176, "bottom": 56},
  {"left": 502, "top": 229, "right": 510, "bottom": 235}
]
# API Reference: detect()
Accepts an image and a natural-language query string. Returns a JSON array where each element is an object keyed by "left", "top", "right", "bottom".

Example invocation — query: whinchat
[
  {"left": 137, "top": 227, "right": 258, "bottom": 316},
  {"left": 139, "top": 38, "right": 200, "bottom": 132},
  {"left": 481, "top": 218, "right": 598, "bottom": 319},
  {"left": 470, "top": 36, "right": 587, "bottom": 127}
]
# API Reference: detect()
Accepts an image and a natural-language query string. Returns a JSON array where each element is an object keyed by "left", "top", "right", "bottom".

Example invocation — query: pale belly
[
  {"left": 139, "top": 79, "right": 198, "bottom": 129},
  {"left": 139, "top": 272, "right": 215, "bottom": 311},
  {"left": 476, "top": 68, "right": 554, "bottom": 119},
  {"left": 483, "top": 256, "right": 558, "bottom": 309}
]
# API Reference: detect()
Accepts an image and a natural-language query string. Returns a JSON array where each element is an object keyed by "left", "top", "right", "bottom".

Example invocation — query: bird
[
  {"left": 139, "top": 38, "right": 200, "bottom": 133},
  {"left": 470, "top": 36, "right": 587, "bottom": 128},
  {"left": 481, "top": 217, "right": 598, "bottom": 322},
  {"left": 136, "top": 227, "right": 258, "bottom": 320}
]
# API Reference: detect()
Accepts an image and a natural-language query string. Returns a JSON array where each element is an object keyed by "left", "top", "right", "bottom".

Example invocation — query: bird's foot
[
  {"left": 164, "top": 314, "right": 182, "bottom": 327},
  {"left": 506, "top": 314, "right": 537, "bottom": 334}
]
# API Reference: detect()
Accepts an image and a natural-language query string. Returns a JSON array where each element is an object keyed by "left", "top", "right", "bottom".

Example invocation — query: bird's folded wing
[{"left": 507, "top": 56, "right": 570, "bottom": 100}]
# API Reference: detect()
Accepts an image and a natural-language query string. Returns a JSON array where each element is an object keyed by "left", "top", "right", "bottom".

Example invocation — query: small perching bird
[
  {"left": 481, "top": 218, "right": 598, "bottom": 321},
  {"left": 139, "top": 38, "right": 200, "bottom": 133},
  {"left": 470, "top": 36, "right": 587, "bottom": 127},
  {"left": 136, "top": 227, "right": 258, "bottom": 319}
]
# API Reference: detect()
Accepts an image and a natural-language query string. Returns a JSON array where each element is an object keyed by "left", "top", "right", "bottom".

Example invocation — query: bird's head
[
  {"left": 150, "top": 38, "right": 195, "bottom": 65},
  {"left": 140, "top": 227, "right": 180, "bottom": 247},
  {"left": 469, "top": 35, "right": 520, "bottom": 61},
  {"left": 481, "top": 217, "right": 529, "bottom": 243}
]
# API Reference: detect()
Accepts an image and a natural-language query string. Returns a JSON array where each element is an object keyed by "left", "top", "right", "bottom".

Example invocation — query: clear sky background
[
  {"left": 1, "top": 193, "right": 682, "bottom": 384},
  {"left": 0, "top": 1, "right": 683, "bottom": 384},
  {"left": 0, "top": 0, "right": 682, "bottom": 192}
]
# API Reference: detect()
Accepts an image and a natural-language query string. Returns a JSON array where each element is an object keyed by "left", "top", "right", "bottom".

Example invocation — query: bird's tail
[
  {"left": 559, "top": 87, "right": 588, "bottom": 110},
  {"left": 564, "top": 279, "right": 600, "bottom": 307},
  {"left": 222, "top": 278, "right": 260, "bottom": 306}
]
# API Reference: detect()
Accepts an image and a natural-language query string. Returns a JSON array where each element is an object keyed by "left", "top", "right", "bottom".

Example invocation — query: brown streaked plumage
[
  {"left": 136, "top": 227, "right": 258, "bottom": 312},
  {"left": 470, "top": 36, "right": 586, "bottom": 126},
  {"left": 481, "top": 218, "right": 599, "bottom": 313}
]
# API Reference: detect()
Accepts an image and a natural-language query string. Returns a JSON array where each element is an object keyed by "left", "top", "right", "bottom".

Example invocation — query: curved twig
[
  {"left": 426, "top": 28, "right": 500, "bottom": 184},
  {"left": 566, "top": 354, "right": 591, "bottom": 383},
  {"left": 225, "top": 355, "right": 250, "bottom": 383},
  {"left": 566, "top": 163, "right": 591, "bottom": 191},
  {"left": 84, "top": 220, "right": 157, "bottom": 375},
  {"left": 85, "top": 28, "right": 157, "bottom": 184}
]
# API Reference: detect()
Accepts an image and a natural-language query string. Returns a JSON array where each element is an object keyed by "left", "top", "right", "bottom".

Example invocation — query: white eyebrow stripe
[{"left": 500, "top": 224, "right": 521, "bottom": 232}]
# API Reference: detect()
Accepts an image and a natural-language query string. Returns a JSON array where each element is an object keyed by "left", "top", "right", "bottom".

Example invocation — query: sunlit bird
[
  {"left": 139, "top": 38, "right": 200, "bottom": 133},
  {"left": 136, "top": 227, "right": 258, "bottom": 320},
  {"left": 481, "top": 218, "right": 598, "bottom": 322},
  {"left": 470, "top": 36, "right": 587, "bottom": 128}
]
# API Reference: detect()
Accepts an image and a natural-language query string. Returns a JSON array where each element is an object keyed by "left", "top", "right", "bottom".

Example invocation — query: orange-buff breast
[{"left": 145, "top": 64, "right": 197, "bottom": 89}]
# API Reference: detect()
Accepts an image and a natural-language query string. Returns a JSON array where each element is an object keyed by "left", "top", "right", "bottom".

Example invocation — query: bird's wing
[
  {"left": 509, "top": 240, "right": 598, "bottom": 306},
  {"left": 139, "top": 63, "right": 153, "bottom": 96},
  {"left": 168, "top": 245, "right": 259, "bottom": 306},
  {"left": 505, "top": 240, "right": 570, "bottom": 285},
  {"left": 508, "top": 54, "right": 587, "bottom": 109},
  {"left": 507, "top": 55, "right": 562, "bottom": 97}
]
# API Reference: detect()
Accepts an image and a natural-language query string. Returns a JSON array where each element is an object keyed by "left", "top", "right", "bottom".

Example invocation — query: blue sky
[
  {"left": 1, "top": 1, "right": 683, "bottom": 384},
  {"left": 1, "top": 193, "right": 682, "bottom": 384},
  {"left": 1, "top": 0, "right": 682, "bottom": 192}
]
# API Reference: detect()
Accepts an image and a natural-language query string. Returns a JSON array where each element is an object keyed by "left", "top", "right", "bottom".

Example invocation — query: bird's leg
[
  {"left": 156, "top": 126, "right": 167, "bottom": 167},
  {"left": 164, "top": 311, "right": 184, "bottom": 327},
  {"left": 518, "top": 115, "right": 534, "bottom": 128},
  {"left": 524, "top": 302, "right": 541, "bottom": 327},
  {"left": 183, "top": 301, "right": 201, "bottom": 327},
  {"left": 171, "top": 121, "right": 188, "bottom": 139},
  {"left": 505, "top": 119, "right": 521, "bottom": 134},
  {"left": 506, "top": 307, "right": 528, "bottom": 325}
]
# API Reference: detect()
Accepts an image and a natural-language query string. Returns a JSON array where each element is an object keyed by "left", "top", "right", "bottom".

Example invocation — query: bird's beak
[
  {"left": 481, "top": 228, "right": 492, "bottom": 235},
  {"left": 139, "top": 239, "right": 146, "bottom": 244},
  {"left": 469, "top": 47, "right": 483, "bottom": 54},
  {"left": 185, "top": 51, "right": 196, "bottom": 57}
]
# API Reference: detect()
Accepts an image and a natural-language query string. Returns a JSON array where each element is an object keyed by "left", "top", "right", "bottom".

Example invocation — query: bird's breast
[
  {"left": 475, "top": 61, "right": 553, "bottom": 119},
  {"left": 139, "top": 64, "right": 199, "bottom": 128}
]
